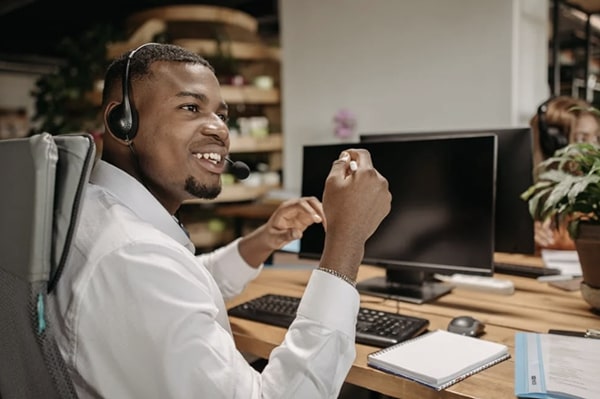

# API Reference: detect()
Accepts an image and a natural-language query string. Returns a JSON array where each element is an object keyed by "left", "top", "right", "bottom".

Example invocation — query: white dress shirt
[{"left": 50, "top": 160, "right": 360, "bottom": 399}]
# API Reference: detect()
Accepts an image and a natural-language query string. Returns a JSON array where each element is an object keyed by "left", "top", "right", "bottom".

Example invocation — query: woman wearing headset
[{"left": 529, "top": 96, "right": 600, "bottom": 250}]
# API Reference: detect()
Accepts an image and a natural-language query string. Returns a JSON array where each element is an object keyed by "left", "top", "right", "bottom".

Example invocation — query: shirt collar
[{"left": 90, "top": 160, "right": 194, "bottom": 252}]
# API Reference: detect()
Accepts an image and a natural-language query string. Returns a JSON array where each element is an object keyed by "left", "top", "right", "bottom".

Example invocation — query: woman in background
[{"left": 529, "top": 96, "right": 600, "bottom": 250}]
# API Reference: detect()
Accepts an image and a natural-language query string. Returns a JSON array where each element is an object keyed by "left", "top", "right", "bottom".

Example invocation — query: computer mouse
[{"left": 447, "top": 316, "right": 485, "bottom": 337}]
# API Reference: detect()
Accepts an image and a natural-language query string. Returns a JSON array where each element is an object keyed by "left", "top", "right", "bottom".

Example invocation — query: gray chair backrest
[{"left": 0, "top": 132, "right": 95, "bottom": 399}]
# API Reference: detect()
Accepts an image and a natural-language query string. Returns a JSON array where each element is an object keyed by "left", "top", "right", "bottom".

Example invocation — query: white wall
[{"left": 280, "top": 0, "right": 549, "bottom": 193}]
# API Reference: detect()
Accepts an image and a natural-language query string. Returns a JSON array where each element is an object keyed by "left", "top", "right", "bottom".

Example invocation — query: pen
[
  {"left": 548, "top": 329, "right": 587, "bottom": 337},
  {"left": 548, "top": 329, "right": 600, "bottom": 339},
  {"left": 349, "top": 160, "right": 358, "bottom": 172},
  {"left": 585, "top": 328, "right": 600, "bottom": 339}
]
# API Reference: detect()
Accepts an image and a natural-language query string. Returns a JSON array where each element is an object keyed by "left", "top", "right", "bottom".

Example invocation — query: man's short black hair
[{"left": 102, "top": 43, "right": 213, "bottom": 106}]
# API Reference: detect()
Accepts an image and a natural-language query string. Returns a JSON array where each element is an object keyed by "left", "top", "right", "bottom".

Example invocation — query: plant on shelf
[
  {"left": 520, "top": 141, "right": 600, "bottom": 310},
  {"left": 207, "top": 30, "right": 240, "bottom": 85}
]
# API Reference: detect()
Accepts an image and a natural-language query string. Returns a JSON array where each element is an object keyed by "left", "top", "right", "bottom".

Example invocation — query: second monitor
[{"left": 361, "top": 127, "right": 535, "bottom": 255}]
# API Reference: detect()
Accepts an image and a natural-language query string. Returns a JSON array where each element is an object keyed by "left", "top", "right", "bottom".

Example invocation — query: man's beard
[{"left": 184, "top": 176, "right": 221, "bottom": 199}]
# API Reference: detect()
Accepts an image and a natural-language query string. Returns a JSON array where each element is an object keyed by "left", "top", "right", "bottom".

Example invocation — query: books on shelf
[
  {"left": 515, "top": 332, "right": 600, "bottom": 399},
  {"left": 367, "top": 329, "right": 510, "bottom": 391}
]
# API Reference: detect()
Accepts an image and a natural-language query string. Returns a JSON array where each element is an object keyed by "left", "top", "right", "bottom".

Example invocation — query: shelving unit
[
  {"left": 104, "top": 4, "right": 283, "bottom": 249},
  {"left": 549, "top": 0, "right": 600, "bottom": 106}
]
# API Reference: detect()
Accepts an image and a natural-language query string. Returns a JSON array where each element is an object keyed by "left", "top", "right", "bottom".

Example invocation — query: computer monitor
[
  {"left": 300, "top": 134, "right": 497, "bottom": 304},
  {"left": 360, "top": 127, "right": 535, "bottom": 255}
]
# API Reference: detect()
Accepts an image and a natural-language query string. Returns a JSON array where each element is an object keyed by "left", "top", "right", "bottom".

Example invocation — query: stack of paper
[{"left": 540, "top": 249, "right": 582, "bottom": 277}]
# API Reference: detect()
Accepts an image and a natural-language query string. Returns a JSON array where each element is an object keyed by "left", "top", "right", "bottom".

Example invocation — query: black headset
[
  {"left": 537, "top": 98, "right": 569, "bottom": 158},
  {"left": 107, "top": 43, "right": 158, "bottom": 142}
]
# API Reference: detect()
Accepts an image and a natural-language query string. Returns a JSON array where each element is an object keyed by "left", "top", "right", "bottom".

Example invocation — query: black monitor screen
[
  {"left": 360, "top": 128, "right": 535, "bottom": 255},
  {"left": 300, "top": 135, "right": 497, "bottom": 304}
]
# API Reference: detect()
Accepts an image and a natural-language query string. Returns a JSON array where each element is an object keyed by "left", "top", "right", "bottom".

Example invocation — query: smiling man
[{"left": 50, "top": 43, "right": 391, "bottom": 398}]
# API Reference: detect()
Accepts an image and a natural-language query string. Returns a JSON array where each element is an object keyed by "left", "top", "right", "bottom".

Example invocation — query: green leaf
[
  {"left": 521, "top": 180, "right": 553, "bottom": 201},
  {"left": 529, "top": 188, "right": 552, "bottom": 219},
  {"left": 542, "top": 177, "right": 575, "bottom": 213},
  {"left": 568, "top": 175, "right": 600, "bottom": 203},
  {"left": 537, "top": 169, "right": 573, "bottom": 183}
]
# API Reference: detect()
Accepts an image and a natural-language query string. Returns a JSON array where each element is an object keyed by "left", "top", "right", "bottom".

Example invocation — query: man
[{"left": 50, "top": 43, "right": 391, "bottom": 398}]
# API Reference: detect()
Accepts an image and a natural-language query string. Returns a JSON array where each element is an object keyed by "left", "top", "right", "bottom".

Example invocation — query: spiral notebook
[{"left": 367, "top": 329, "right": 510, "bottom": 391}]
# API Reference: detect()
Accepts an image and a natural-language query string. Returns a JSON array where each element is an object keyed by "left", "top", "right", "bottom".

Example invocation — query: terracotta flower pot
[{"left": 574, "top": 223, "right": 600, "bottom": 310}]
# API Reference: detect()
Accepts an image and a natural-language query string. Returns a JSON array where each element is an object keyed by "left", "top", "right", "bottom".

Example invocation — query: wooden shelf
[
  {"left": 220, "top": 86, "right": 279, "bottom": 104},
  {"left": 185, "top": 221, "right": 235, "bottom": 249},
  {"left": 109, "top": 36, "right": 280, "bottom": 62},
  {"left": 86, "top": 85, "right": 279, "bottom": 106},
  {"left": 214, "top": 202, "right": 281, "bottom": 219},
  {"left": 173, "top": 39, "right": 280, "bottom": 61},
  {"left": 126, "top": 5, "right": 258, "bottom": 33},
  {"left": 106, "top": 19, "right": 166, "bottom": 59},
  {"left": 229, "top": 133, "right": 282, "bottom": 153}
]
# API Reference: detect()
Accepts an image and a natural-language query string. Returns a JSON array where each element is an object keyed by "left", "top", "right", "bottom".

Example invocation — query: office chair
[{"left": 0, "top": 132, "right": 95, "bottom": 399}]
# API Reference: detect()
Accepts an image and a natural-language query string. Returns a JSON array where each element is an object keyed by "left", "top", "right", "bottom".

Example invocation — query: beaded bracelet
[{"left": 317, "top": 267, "right": 357, "bottom": 288}]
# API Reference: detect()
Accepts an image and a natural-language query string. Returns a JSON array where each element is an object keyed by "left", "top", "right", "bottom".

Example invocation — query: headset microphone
[{"left": 225, "top": 158, "right": 250, "bottom": 180}]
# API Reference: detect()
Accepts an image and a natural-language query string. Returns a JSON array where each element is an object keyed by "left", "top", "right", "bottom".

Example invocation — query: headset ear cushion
[
  {"left": 540, "top": 125, "right": 568, "bottom": 157},
  {"left": 107, "top": 103, "right": 137, "bottom": 141}
]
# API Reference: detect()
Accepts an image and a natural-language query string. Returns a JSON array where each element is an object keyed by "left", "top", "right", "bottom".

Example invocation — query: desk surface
[{"left": 226, "top": 252, "right": 600, "bottom": 399}]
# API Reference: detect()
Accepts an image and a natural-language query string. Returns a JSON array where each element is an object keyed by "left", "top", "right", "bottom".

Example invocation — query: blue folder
[{"left": 514, "top": 331, "right": 598, "bottom": 399}]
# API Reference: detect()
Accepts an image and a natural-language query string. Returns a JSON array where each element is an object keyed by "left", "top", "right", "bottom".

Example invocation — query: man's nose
[{"left": 203, "top": 117, "right": 229, "bottom": 141}]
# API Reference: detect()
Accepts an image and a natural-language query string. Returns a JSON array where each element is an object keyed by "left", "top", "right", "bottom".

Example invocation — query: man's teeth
[{"left": 194, "top": 153, "right": 222, "bottom": 164}]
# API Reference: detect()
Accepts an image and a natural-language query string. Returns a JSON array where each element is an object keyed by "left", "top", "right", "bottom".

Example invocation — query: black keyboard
[
  {"left": 493, "top": 262, "right": 561, "bottom": 278},
  {"left": 228, "top": 294, "right": 430, "bottom": 348}
]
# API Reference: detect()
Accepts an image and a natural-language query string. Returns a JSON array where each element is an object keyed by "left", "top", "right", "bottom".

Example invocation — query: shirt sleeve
[
  {"left": 260, "top": 269, "right": 360, "bottom": 398},
  {"left": 197, "top": 238, "right": 262, "bottom": 299}
]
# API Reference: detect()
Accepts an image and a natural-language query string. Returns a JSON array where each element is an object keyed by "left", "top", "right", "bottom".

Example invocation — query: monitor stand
[{"left": 356, "top": 269, "right": 452, "bottom": 304}]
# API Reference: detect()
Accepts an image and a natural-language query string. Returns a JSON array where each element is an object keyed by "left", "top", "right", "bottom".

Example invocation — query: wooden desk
[{"left": 226, "top": 253, "right": 600, "bottom": 399}]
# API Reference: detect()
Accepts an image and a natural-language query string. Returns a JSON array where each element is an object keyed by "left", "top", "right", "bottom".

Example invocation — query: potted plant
[{"left": 521, "top": 142, "right": 600, "bottom": 311}]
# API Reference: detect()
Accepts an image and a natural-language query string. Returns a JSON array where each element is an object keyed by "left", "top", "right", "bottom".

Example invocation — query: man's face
[{"left": 130, "top": 61, "right": 230, "bottom": 209}]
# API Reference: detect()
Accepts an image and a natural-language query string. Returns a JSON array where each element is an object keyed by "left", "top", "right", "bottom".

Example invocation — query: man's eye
[
  {"left": 182, "top": 104, "right": 199, "bottom": 112},
  {"left": 218, "top": 114, "right": 229, "bottom": 123}
]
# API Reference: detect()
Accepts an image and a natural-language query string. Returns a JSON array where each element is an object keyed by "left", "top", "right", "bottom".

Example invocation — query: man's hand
[
  {"left": 263, "top": 197, "right": 325, "bottom": 250},
  {"left": 319, "top": 149, "right": 392, "bottom": 280},
  {"left": 323, "top": 150, "right": 391, "bottom": 246},
  {"left": 239, "top": 197, "right": 325, "bottom": 267}
]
